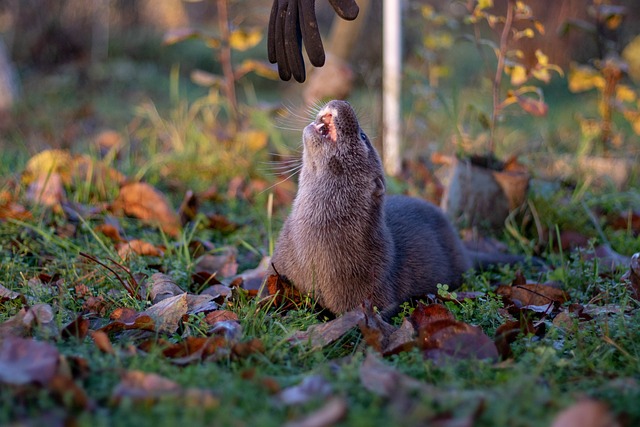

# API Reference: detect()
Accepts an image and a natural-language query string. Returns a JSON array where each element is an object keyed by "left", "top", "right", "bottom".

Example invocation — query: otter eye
[{"left": 360, "top": 131, "right": 367, "bottom": 140}]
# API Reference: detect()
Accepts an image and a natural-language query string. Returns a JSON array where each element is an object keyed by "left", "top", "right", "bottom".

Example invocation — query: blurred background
[{"left": 0, "top": 0, "right": 639, "bottom": 194}]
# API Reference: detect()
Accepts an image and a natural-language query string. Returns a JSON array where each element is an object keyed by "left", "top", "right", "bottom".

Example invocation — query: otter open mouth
[{"left": 314, "top": 112, "right": 337, "bottom": 142}]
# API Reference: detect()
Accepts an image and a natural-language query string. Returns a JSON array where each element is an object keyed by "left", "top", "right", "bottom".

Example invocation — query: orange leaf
[{"left": 112, "top": 182, "right": 181, "bottom": 237}]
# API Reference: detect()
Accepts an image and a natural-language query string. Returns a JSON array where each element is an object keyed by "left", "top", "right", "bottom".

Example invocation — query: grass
[{"left": 1, "top": 30, "right": 640, "bottom": 427}]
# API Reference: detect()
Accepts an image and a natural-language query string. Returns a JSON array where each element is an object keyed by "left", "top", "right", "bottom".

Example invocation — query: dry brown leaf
[
  {"left": 100, "top": 307, "right": 155, "bottom": 333},
  {"left": 117, "top": 239, "right": 164, "bottom": 259},
  {"left": 48, "top": 373, "right": 91, "bottom": 410},
  {"left": 205, "top": 310, "right": 238, "bottom": 325},
  {"left": 622, "top": 252, "right": 640, "bottom": 300},
  {"left": 0, "top": 304, "right": 56, "bottom": 338},
  {"left": 412, "top": 303, "right": 498, "bottom": 362},
  {"left": 265, "top": 273, "right": 305, "bottom": 310},
  {"left": 26, "top": 172, "right": 66, "bottom": 207},
  {"left": 178, "top": 190, "right": 199, "bottom": 225},
  {"left": 158, "top": 336, "right": 227, "bottom": 364},
  {"left": 195, "top": 247, "right": 238, "bottom": 278},
  {"left": 148, "top": 273, "right": 184, "bottom": 303},
  {"left": 94, "top": 223, "right": 124, "bottom": 242},
  {"left": 112, "top": 182, "right": 181, "bottom": 237},
  {"left": 277, "top": 375, "right": 332, "bottom": 406},
  {"left": 231, "top": 338, "right": 265, "bottom": 358},
  {"left": 111, "top": 370, "right": 217, "bottom": 408},
  {"left": 494, "top": 318, "right": 537, "bottom": 359},
  {"left": 497, "top": 283, "right": 568, "bottom": 308},
  {"left": 144, "top": 293, "right": 188, "bottom": 334},
  {"left": 550, "top": 399, "right": 619, "bottom": 427},
  {"left": 284, "top": 397, "right": 348, "bottom": 427},
  {"left": 207, "top": 213, "right": 240, "bottom": 234},
  {"left": 383, "top": 318, "right": 416, "bottom": 356},
  {"left": 90, "top": 330, "right": 115, "bottom": 354},
  {"left": 290, "top": 310, "right": 365, "bottom": 349},
  {"left": 186, "top": 294, "right": 218, "bottom": 315},
  {"left": 0, "top": 199, "right": 31, "bottom": 220},
  {"left": 0, "top": 335, "right": 60, "bottom": 386},
  {"left": 61, "top": 315, "right": 90, "bottom": 341},
  {"left": 0, "top": 283, "right": 20, "bottom": 302}
]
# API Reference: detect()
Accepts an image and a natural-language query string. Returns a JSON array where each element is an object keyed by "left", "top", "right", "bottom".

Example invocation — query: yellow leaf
[
  {"left": 229, "top": 28, "right": 262, "bottom": 51},
  {"left": 535, "top": 50, "right": 549, "bottom": 66},
  {"left": 534, "top": 20, "right": 545, "bottom": 35},
  {"left": 234, "top": 59, "right": 279, "bottom": 80},
  {"left": 238, "top": 130, "right": 268, "bottom": 152},
  {"left": 513, "top": 28, "right": 534, "bottom": 40},
  {"left": 22, "top": 149, "right": 74, "bottom": 185},
  {"left": 477, "top": 0, "right": 493, "bottom": 11},
  {"left": 622, "top": 35, "right": 640, "bottom": 83},
  {"left": 509, "top": 65, "right": 528, "bottom": 86},
  {"left": 421, "top": 5, "right": 435, "bottom": 18},
  {"left": 531, "top": 68, "right": 550, "bottom": 83},
  {"left": 616, "top": 85, "right": 637, "bottom": 103},
  {"left": 568, "top": 64, "right": 604, "bottom": 92}
]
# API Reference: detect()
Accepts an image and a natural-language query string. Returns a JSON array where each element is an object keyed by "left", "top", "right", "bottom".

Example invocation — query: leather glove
[{"left": 268, "top": 0, "right": 359, "bottom": 83}]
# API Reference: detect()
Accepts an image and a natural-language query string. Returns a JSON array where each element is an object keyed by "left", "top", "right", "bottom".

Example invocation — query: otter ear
[{"left": 374, "top": 176, "right": 385, "bottom": 198}]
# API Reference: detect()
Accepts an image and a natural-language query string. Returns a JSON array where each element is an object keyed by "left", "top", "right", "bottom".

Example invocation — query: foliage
[
  {"left": 465, "top": 0, "right": 563, "bottom": 155},
  {"left": 564, "top": 1, "right": 640, "bottom": 151}
]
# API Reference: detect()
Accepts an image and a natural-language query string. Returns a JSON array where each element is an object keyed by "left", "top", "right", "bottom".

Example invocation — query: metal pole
[{"left": 383, "top": 0, "right": 402, "bottom": 177}]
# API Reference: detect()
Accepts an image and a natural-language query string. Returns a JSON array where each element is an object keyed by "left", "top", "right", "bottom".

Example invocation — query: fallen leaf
[
  {"left": 111, "top": 182, "right": 181, "bottom": 237},
  {"left": 277, "top": 375, "right": 333, "bottom": 405},
  {"left": 413, "top": 304, "right": 498, "bottom": 362},
  {"left": 111, "top": 370, "right": 218, "bottom": 409},
  {"left": 178, "top": 190, "right": 198, "bottom": 225},
  {"left": 284, "top": 397, "right": 348, "bottom": 427},
  {"left": 0, "top": 199, "right": 31, "bottom": 220},
  {"left": 290, "top": 310, "right": 365, "bottom": 349},
  {"left": 117, "top": 239, "right": 164, "bottom": 259},
  {"left": 0, "top": 283, "right": 20, "bottom": 302},
  {"left": 0, "top": 336, "right": 59, "bottom": 386},
  {"left": 61, "top": 315, "right": 90, "bottom": 341},
  {"left": 496, "top": 283, "right": 568, "bottom": 308},
  {"left": 157, "top": 336, "right": 227, "bottom": 364},
  {"left": 100, "top": 308, "right": 155, "bottom": 333},
  {"left": 550, "top": 399, "right": 619, "bottom": 427},
  {"left": 207, "top": 213, "right": 240, "bottom": 234},
  {"left": 186, "top": 294, "right": 218, "bottom": 315},
  {"left": 231, "top": 338, "right": 265, "bottom": 358},
  {"left": 265, "top": 273, "right": 305, "bottom": 309},
  {"left": 191, "top": 271, "right": 222, "bottom": 287},
  {"left": 48, "top": 373, "right": 90, "bottom": 410},
  {"left": 195, "top": 247, "right": 238, "bottom": 278},
  {"left": 94, "top": 223, "right": 124, "bottom": 242},
  {"left": 148, "top": 273, "right": 184, "bottom": 303},
  {"left": 205, "top": 310, "right": 238, "bottom": 325},
  {"left": 621, "top": 252, "right": 640, "bottom": 300},
  {"left": 144, "top": 293, "right": 188, "bottom": 334},
  {"left": 0, "top": 303, "right": 56, "bottom": 338},
  {"left": 26, "top": 172, "right": 66, "bottom": 207},
  {"left": 90, "top": 330, "right": 115, "bottom": 354},
  {"left": 494, "top": 318, "right": 537, "bottom": 359}
]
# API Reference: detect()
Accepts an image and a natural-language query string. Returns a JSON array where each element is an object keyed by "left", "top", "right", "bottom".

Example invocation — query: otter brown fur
[{"left": 270, "top": 100, "right": 472, "bottom": 315}]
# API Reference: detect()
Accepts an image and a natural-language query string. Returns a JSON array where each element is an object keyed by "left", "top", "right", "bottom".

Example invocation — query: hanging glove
[{"left": 268, "top": 0, "right": 359, "bottom": 83}]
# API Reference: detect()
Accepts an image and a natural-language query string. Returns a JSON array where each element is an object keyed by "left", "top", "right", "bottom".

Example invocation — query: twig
[
  {"left": 489, "top": 0, "right": 515, "bottom": 155},
  {"left": 79, "top": 252, "right": 139, "bottom": 300}
]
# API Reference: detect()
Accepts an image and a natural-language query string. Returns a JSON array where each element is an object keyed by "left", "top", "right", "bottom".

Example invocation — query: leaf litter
[{"left": 1, "top": 147, "right": 640, "bottom": 426}]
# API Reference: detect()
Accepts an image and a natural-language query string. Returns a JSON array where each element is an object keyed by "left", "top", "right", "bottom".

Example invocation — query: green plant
[
  {"left": 465, "top": 0, "right": 562, "bottom": 156},
  {"left": 564, "top": 1, "right": 640, "bottom": 152}
]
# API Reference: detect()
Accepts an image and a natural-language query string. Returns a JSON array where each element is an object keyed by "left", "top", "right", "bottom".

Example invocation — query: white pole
[{"left": 383, "top": 0, "right": 402, "bottom": 177}]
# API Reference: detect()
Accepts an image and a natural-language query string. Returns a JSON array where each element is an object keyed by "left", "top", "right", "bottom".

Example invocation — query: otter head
[{"left": 301, "top": 100, "right": 385, "bottom": 197}]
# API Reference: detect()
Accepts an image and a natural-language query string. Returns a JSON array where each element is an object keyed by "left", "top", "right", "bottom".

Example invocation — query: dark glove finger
[
  {"left": 268, "top": 0, "right": 279, "bottom": 63},
  {"left": 328, "top": 0, "right": 359, "bottom": 20},
  {"left": 275, "top": 0, "right": 292, "bottom": 80},
  {"left": 285, "top": 0, "right": 306, "bottom": 82},
  {"left": 299, "top": 0, "right": 325, "bottom": 67}
]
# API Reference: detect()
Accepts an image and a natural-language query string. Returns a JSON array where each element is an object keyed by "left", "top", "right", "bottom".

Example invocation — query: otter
[{"left": 270, "top": 100, "right": 499, "bottom": 316}]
